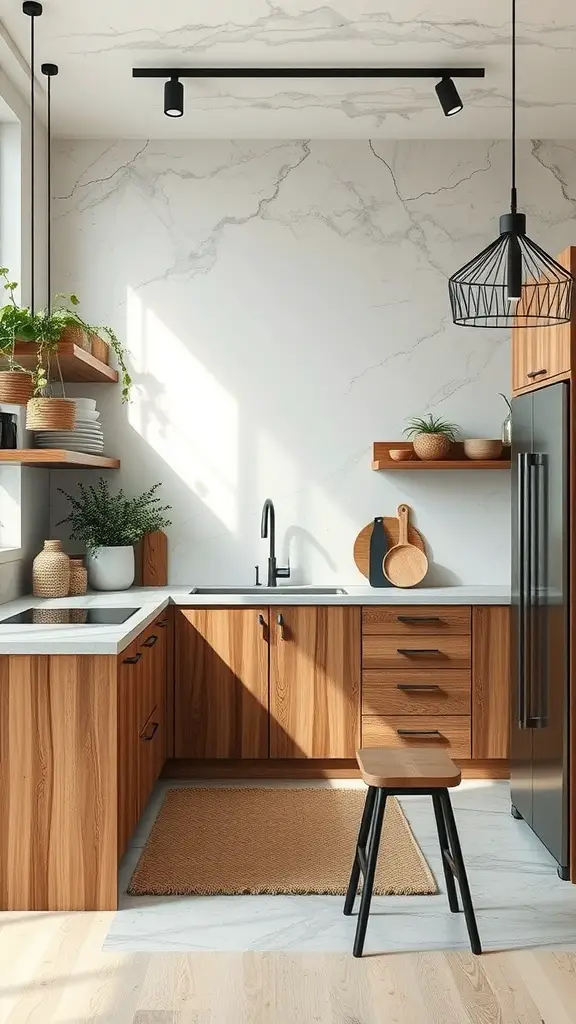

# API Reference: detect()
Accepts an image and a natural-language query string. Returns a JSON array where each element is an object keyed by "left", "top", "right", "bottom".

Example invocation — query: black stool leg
[
  {"left": 432, "top": 791, "right": 459, "bottom": 913},
  {"left": 353, "top": 788, "right": 387, "bottom": 958},
  {"left": 344, "top": 786, "right": 377, "bottom": 915},
  {"left": 439, "top": 790, "right": 482, "bottom": 955}
]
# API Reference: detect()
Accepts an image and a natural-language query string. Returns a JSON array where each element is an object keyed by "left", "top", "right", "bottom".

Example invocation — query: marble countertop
[{"left": 0, "top": 584, "right": 511, "bottom": 655}]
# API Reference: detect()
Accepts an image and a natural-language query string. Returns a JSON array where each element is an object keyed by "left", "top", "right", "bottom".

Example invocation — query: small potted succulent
[
  {"left": 403, "top": 414, "right": 460, "bottom": 461},
  {"left": 57, "top": 478, "right": 171, "bottom": 591}
]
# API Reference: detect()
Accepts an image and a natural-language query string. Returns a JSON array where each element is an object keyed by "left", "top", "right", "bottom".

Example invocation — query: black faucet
[{"left": 260, "top": 498, "right": 290, "bottom": 587}]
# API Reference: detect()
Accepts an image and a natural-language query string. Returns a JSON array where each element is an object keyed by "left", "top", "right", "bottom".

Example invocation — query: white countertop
[{"left": 0, "top": 585, "right": 511, "bottom": 655}]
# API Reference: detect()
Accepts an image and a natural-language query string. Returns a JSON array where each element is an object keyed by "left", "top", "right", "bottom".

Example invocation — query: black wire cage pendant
[{"left": 448, "top": 0, "right": 573, "bottom": 329}]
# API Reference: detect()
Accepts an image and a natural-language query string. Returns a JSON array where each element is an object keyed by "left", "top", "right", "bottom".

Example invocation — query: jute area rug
[{"left": 128, "top": 788, "right": 437, "bottom": 897}]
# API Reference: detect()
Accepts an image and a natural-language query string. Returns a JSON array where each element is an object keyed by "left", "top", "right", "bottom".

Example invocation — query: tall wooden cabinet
[{"left": 512, "top": 246, "right": 576, "bottom": 394}]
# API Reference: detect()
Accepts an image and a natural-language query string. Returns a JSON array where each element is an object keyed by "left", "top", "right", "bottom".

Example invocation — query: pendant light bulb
[
  {"left": 435, "top": 77, "right": 463, "bottom": 117},
  {"left": 164, "top": 77, "right": 183, "bottom": 117}
]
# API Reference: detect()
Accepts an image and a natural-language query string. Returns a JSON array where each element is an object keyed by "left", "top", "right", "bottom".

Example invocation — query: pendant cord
[
  {"left": 47, "top": 72, "right": 51, "bottom": 315},
  {"left": 29, "top": 12, "right": 35, "bottom": 314},
  {"left": 511, "top": 0, "right": 517, "bottom": 213}
]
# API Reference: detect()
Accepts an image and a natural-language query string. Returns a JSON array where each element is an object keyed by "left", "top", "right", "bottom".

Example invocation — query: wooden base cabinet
[{"left": 0, "top": 612, "right": 168, "bottom": 911}]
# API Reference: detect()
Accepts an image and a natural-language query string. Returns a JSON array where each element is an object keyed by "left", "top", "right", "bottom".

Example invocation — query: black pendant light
[
  {"left": 22, "top": 1, "right": 43, "bottom": 314},
  {"left": 41, "top": 61, "right": 58, "bottom": 312},
  {"left": 448, "top": 0, "right": 573, "bottom": 328}
]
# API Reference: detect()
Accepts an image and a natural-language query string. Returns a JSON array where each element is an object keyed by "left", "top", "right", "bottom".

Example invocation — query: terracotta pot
[
  {"left": 413, "top": 433, "right": 452, "bottom": 460},
  {"left": 0, "top": 370, "right": 34, "bottom": 406},
  {"left": 90, "top": 335, "right": 110, "bottom": 364},
  {"left": 26, "top": 397, "right": 76, "bottom": 431},
  {"left": 59, "top": 324, "right": 91, "bottom": 352},
  {"left": 32, "top": 540, "right": 71, "bottom": 597},
  {"left": 69, "top": 558, "right": 88, "bottom": 596}
]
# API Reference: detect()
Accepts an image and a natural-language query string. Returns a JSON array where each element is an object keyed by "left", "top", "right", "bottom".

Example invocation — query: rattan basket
[
  {"left": 413, "top": 433, "right": 452, "bottom": 460},
  {"left": 91, "top": 334, "right": 110, "bottom": 364},
  {"left": 59, "top": 324, "right": 91, "bottom": 352},
  {"left": 0, "top": 370, "right": 34, "bottom": 406},
  {"left": 26, "top": 397, "right": 76, "bottom": 431}
]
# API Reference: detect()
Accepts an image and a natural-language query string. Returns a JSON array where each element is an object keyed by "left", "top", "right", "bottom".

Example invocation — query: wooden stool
[{"left": 344, "top": 748, "right": 482, "bottom": 958}]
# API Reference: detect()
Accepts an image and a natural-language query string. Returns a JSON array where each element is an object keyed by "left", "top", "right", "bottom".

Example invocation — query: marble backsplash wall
[{"left": 50, "top": 138, "right": 576, "bottom": 585}]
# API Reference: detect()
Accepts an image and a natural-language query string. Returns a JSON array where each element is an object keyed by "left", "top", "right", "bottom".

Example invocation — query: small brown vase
[
  {"left": 32, "top": 540, "right": 71, "bottom": 597},
  {"left": 69, "top": 558, "right": 88, "bottom": 596},
  {"left": 413, "top": 433, "right": 452, "bottom": 460},
  {"left": 0, "top": 370, "right": 34, "bottom": 406},
  {"left": 26, "top": 397, "right": 76, "bottom": 431}
]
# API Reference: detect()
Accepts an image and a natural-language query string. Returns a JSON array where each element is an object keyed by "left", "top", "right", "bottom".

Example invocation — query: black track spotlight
[
  {"left": 435, "top": 77, "right": 463, "bottom": 117},
  {"left": 164, "top": 76, "right": 183, "bottom": 117}
]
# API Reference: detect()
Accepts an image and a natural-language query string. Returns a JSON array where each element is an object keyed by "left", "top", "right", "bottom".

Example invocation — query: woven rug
[{"left": 128, "top": 788, "right": 437, "bottom": 897}]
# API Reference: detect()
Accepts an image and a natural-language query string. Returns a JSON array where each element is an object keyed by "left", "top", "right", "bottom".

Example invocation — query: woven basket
[
  {"left": 59, "top": 324, "right": 91, "bottom": 352},
  {"left": 26, "top": 397, "right": 76, "bottom": 431},
  {"left": 69, "top": 558, "right": 88, "bottom": 596},
  {"left": 91, "top": 334, "right": 110, "bottom": 364},
  {"left": 32, "top": 540, "right": 71, "bottom": 598},
  {"left": 0, "top": 370, "right": 34, "bottom": 406},
  {"left": 413, "top": 433, "right": 452, "bottom": 460}
]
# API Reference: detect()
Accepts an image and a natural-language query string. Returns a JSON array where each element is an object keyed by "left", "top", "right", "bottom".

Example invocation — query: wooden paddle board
[
  {"left": 383, "top": 504, "right": 429, "bottom": 588},
  {"left": 353, "top": 515, "right": 425, "bottom": 581}
]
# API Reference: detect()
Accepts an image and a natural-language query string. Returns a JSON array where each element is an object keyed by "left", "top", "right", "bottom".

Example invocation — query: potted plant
[
  {"left": 57, "top": 478, "right": 172, "bottom": 591},
  {"left": 403, "top": 414, "right": 460, "bottom": 460},
  {"left": 53, "top": 295, "right": 132, "bottom": 402},
  {"left": 0, "top": 268, "right": 37, "bottom": 404}
]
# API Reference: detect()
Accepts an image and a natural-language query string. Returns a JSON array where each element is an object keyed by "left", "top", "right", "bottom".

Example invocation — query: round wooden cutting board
[{"left": 353, "top": 516, "right": 426, "bottom": 580}]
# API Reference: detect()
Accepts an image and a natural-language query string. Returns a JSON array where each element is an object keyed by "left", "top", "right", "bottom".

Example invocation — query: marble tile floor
[{"left": 104, "top": 779, "right": 576, "bottom": 955}]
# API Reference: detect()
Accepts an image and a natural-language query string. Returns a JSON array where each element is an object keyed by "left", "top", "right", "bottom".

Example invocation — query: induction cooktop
[{"left": 0, "top": 607, "right": 140, "bottom": 626}]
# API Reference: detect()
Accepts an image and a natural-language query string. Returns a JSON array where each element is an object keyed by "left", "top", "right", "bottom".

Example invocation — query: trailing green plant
[
  {"left": 499, "top": 392, "right": 512, "bottom": 412},
  {"left": 0, "top": 269, "right": 132, "bottom": 401},
  {"left": 403, "top": 414, "right": 460, "bottom": 441},
  {"left": 56, "top": 478, "right": 171, "bottom": 553}
]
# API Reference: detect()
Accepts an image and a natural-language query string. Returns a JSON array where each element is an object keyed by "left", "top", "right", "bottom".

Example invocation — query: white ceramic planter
[{"left": 86, "top": 546, "right": 135, "bottom": 591}]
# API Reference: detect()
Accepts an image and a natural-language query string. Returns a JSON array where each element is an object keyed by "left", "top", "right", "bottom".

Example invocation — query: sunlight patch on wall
[{"left": 126, "top": 287, "right": 238, "bottom": 533}]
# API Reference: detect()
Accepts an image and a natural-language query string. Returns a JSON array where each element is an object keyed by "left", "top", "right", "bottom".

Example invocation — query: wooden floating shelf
[
  {"left": 0, "top": 342, "right": 118, "bottom": 384},
  {"left": 372, "top": 441, "right": 511, "bottom": 471},
  {"left": 0, "top": 450, "right": 120, "bottom": 469}
]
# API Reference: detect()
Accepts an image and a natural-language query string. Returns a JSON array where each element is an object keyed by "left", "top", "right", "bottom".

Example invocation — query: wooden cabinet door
[
  {"left": 175, "top": 608, "right": 269, "bottom": 758},
  {"left": 472, "top": 606, "right": 511, "bottom": 759},
  {"left": 512, "top": 246, "right": 575, "bottom": 392},
  {"left": 270, "top": 606, "right": 361, "bottom": 758},
  {"left": 117, "top": 641, "right": 145, "bottom": 856}
]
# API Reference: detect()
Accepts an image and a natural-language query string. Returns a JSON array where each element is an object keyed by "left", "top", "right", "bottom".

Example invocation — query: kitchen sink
[{"left": 189, "top": 586, "right": 347, "bottom": 595}]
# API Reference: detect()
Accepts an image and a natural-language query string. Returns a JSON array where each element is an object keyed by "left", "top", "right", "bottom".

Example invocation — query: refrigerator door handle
[
  {"left": 518, "top": 452, "right": 531, "bottom": 729},
  {"left": 530, "top": 453, "right": 549, "bottom": 729}
]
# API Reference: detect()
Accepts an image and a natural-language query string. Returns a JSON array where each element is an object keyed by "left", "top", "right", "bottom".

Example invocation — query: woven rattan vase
[
  {"left": 69, "top": 558, "right": 88, "bottom": 596},
  {"left": 0, "top": 370, "right": 34, "bottom": 406},
  {"left": 413, "top": 433, "right": 452, "bottom": 460},
  {"left": 26, "top": 397, "right": 76, "bottom": 431},
  {"left": 32, "top": 540, "right": 71, "bottom": 598},
  {"left": 59, "top": 324, "right": 91, "bottom": 352}
]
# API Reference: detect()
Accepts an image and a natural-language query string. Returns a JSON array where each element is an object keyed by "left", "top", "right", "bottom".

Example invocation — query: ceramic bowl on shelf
[
  {"left": 73, "top": 398, "right": 97, "bottom": 412},
  {"left": 389, "top": 448, "right": 414, "bottom": 462},
  {"left": 463, "top": 439, "right": 503, "bottom": 461}
]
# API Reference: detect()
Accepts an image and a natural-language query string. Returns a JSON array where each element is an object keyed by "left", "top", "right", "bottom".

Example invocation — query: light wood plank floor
[{"left": 1, "top": 908, "right": 576, "bottom": 1024}]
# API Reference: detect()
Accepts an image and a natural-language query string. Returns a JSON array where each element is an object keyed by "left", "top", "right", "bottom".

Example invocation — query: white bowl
[
  {"left": 75, "top": 410, "right": 100, "bottom": 422},
  {"left": 73, "top": 398, "right": 97, "bottom": 411}
]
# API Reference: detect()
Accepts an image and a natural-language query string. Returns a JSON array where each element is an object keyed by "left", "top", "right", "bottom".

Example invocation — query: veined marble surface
[
  {"left": 105, "top": 780, "right": 576, "bottom": 955},
  {"left": 0, "top": 584, "right": 509, "bottom": 654}
]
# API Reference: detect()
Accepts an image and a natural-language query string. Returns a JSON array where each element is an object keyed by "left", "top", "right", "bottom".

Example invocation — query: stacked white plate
[{"left": 34, "top": 398, "right": 105, "bottom": 454}]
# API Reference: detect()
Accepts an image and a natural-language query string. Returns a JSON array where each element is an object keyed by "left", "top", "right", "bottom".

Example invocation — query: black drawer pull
[
  {"left": 123, "top": 652, "right": 142, "bottom": 665},
  {"left": 396, "top": 648, "right": 442, "bottom": 656},
  {"left": 142, "top": 634, "right": 159, "bottom": 647},
  {"left": 157, "top": 619, "right": 168, "bottom": 628},
  {"left": 397, "top": 616, "right": 442, "bottom": 624},
  {"left": 397, "top": 729, "right": 442, "bottom": 737},
  {"left": 396, "top": 683, "right": 441, "bottom": 692},
  {"left": 526, "top": 368, "right": 547, "bottom": 378},
  {"left": 141, "top": 721, "right": 159, "bottom": 741}
]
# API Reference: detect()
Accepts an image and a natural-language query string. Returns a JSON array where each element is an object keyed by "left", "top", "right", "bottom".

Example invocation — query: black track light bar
[{"left": 132, "top": 66, "right": 485, "bottom": 81}]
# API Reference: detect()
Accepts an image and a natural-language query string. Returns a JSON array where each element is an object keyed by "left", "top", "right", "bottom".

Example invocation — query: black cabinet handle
[
  {"left": 396, "top": 683, "right": 441, "bottom": 691},
  {"left": 397, "top": 616, "right": 441, "bottom": 624},
  {"left": 123, "top": 652, "right": 142, "bottom": 664},
  {"left": 141, "top": 721, "right": 159, "bottom": 741},
  {"left": 396, "top": 648, "right": 442, "bottom": 656},
  {"left": 526, "top": 368, "right": 547, "bottom": 378},
  {"left": 142, "top": 634, "right": 158, "bottom": 647},
  {"left": 258, "top": 613, "right": 268, "bottom": 641},
  {"left": 397, "top": 729, "right": 442, "bottom": 737},
  {"left": 157, "top": 619, "right": 168, "bottom": 628},
  {"left": 277, "top": 613, "right": 286, "bottom": 640}
]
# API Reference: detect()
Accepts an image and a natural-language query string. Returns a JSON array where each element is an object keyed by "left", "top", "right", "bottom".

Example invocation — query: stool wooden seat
[
  {"left": 344, "top": 746, "right": 481, "bottom": 958},
  {"left": 357, "top": 747, "right": 462, "bottom": 789}
]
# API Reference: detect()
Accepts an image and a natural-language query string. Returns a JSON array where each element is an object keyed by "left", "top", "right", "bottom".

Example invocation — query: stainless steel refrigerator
[{"left": 511, "top": 381, "right": 570, "bottom": 879}]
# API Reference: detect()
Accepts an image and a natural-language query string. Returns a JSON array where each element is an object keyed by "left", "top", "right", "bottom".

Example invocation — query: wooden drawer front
[
  {"left": 362, "top": 715, "right": 471, "bottom": 758},
  {"left": 362, "top": 670, "right": 470, "bottom": 716},
  {"left": 362, "top": 634, "right": 471, "bottom": 671},
  {"left": 362, "top": 606, "right": 470, "bottom": 636}
]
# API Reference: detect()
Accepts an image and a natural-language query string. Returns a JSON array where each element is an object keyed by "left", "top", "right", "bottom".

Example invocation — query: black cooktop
[{"left": 0, "top": 607, "right": 140, "bottom": 626}]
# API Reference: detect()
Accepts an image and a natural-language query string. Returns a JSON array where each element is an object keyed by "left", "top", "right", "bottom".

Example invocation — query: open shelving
[
  {"left": 0, "top": 341, "right": 118, "bottom": 384},
  {"left": 0, "top": 450, "right": 120, "bottom": 469},
  {"left": 371, "top": 441, "right": 511, "bottom": 471}
]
